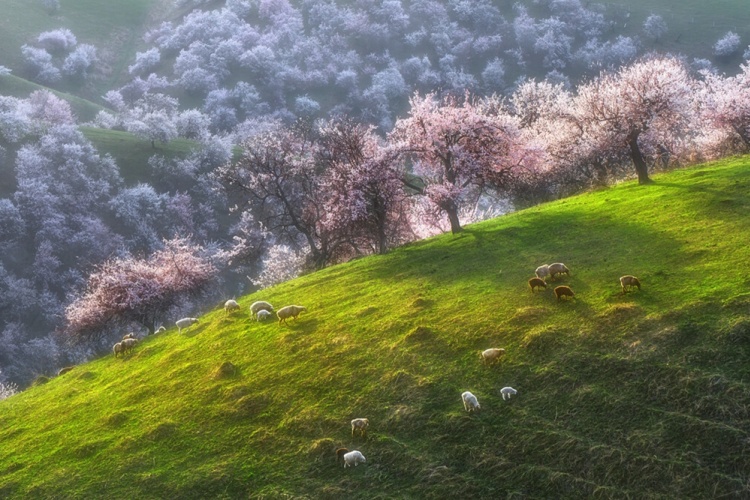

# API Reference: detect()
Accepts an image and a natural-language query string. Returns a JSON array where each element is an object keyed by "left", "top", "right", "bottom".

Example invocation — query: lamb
[
  {"left": 343, "top": 450, "right": 366, "bottom": 468},
  {"left": 535, "top": 264, "right": 550, "bottom": 281},
  {"left": 461, "top": 391, "right": 480, "bottom": 412},
  {"left": 528, "top": 277, "right": 547, "bottom": 292},
  {"left": 501, "top": 386, "right": 518, "bottom": 400},
  {"left": 113, "top": 342, "right": 124, "bottom": 358},
  {"left": 122, "top": 332, "right": 136, "bottom": 340},
  {"left": 481, "top": 348, "right": 506, "bottom": 364},
  {"left": 121, "top": 338, "right": 139, "bottom": 354},
  {"left": 351, "top": 418, "right": 369, "bottom": 438},
  {"left": 224, "top": 299, "right": 241, "bottom": 315},
  {"left": 256, "top": 309, "right": 273, "bottom": 321},
  {"left": 335, "top": 447, "right": 350, "bottom": 463},
  {"left": 620, "top": 275, "right": 641, "bottom": 294},
  {"left": 250, "top": 301, "right": 274, "bottom": 318},
  {"left": 155, "top": 326, "right": 166, "bottom": 333},
  {"left": 554, "top": 285, "right": 575, "bottom": 301},
  {"left": 176, "top": 317, "right": 199, "bottom": 334},
  {"left": 548, "top": 263, "right": 570, "bottom": 279},
  {"left": 277, "top": 305, "right": 307, "bottom": 324}
]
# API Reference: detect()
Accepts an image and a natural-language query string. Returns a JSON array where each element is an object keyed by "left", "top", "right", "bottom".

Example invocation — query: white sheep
[
  {"left": 113, "top": 342, "right": 124, "bottom": 358},
  {"left": 277, "top": 305, "right": 307, "bottom": 324},
  {"left": 224, "top": 299, "right": 241, "bottom": 315},
  {"left": 122, "top": 332, "right": 136, "bottom": 340},
  {"left": 256, "top": 309, "right": 273, "bottom": 322},
  {"left": 461, "top": 391, "right": 480, "bottom": 412},
  {"left": 343, "top": 450, "right": 366, "bottom": 468},
  {"left": 351, "top": 418, "right": 369, "bottom": 437},
  {"left": 155, "top": 326, "right": 166, "bottom": 333},
  {"left": 121, "top": 338, "right": 139, "bottom": 354},
  {"left": 176, "top": 317, "right": 199, "bottom": 334},
  {"left": 481, "top": 348, "right": 506, "bottom": 364},
  {"left": 535, "top": 264, "right": 550, "bottom": 281},
  {"left": 250, "top": 301, "right": 274, "bottom": 318},
  {"left": 501, "top": 387, "right": 518, "bottom": 400},
  {"left": 548, "top": 262, "right": 570, "bottom": 279}
]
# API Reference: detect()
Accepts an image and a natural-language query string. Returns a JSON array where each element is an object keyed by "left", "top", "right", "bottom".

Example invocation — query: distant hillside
[{"left": 1, "top": 157, "right": 749, "bottom": 498}]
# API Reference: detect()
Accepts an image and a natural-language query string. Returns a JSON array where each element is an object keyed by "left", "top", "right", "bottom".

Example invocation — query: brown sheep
[
  {"left": 620, "top": 275, "right": 641, "bottom": 294},
  {"left": 554, "top": 285, "right": 575, "bottom": 301},
  {"left": 548, "top": 263, "right": 570, "bottom": 279},
  {"left": 528, "top": 277, "right": 547, "bottom": 292},
  {"left": 335, "top": 447, "right": 350, "bottom": 463}
]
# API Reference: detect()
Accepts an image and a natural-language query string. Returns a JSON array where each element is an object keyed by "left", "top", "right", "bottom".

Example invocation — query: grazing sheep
[
  {"left": 224, "top": 299, "right": 241, "bottom": 315},
  {"left": 554, "top": 286, "right": 575, "bottom": 301},
  {"left": 343, "top": 450, "right": 366, "bottom": 468},
  {"left": 462, "top": 391, "right": 480, "bottom": 412},
  {"left": 250, "top": 301, "right": 274, "bottom": 318},
  {"left": 481, "top": 348, "right": 506, "bottom": 364},
  {"left": 57, "top": 366, "right": 74, "bottom": 376},
  {"left": 335, "top": 447, "right": 350, "bottom": 463},
  {"left": 620, "top": 275, "right": 641, "bottom": 294},
  {"left": 548, "top": 263, "right": 570, "bottom": 279},
  {"left": 535, "top": 265, "right": 550, "bottom": 281},
  {"left": 528, "top": 277, "right": 547, "bottom": 292},
  {"left": 351, "top": 418, "right": 370, "bottom": 438},
  {"left": 122, "top": 332, "right": 136, "bottom": 340},
  {"left": 256, "top": 309, "right": 273, "bottom": 321},
  {"left": 176, "top": 317, "right": 199, "bottom": 334},
  {"left": 113, "top": 342, "right": 124, "bottom": 358},
  {"left": 155, "top": 326, "right": 166, "bottom": 333},
  {"left": 121, "top": 338, "right": 139, "bottom": 354},
  {"left": 501, "top": 386, "right": 518, "bottom": 400},
  {"left": 277, "top": 305, "right": 307, "bottom": 324}
]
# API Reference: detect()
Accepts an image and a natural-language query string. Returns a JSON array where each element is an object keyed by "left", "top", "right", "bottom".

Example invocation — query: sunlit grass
[{"left": 2, "top": 158, "right": 750, "bottom": 497}]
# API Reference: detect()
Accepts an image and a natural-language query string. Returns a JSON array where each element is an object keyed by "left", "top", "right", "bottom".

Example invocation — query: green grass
[
  {"left": 80, "top": 127, "right": 199, "bottom": 183},
  {"left": 3, "top": 157, "right": 750, "bottom": 498},
  {"left": 0, "top": 74, "right": 104, "bottom": 122},
  {"left": 595, "top": 0, "right": 750, "bottom": 67},
  {"left": 0, "top": 0, "right": 162, "bottom": 98}
]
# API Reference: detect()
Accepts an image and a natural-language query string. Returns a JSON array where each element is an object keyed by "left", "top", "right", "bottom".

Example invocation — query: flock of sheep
[
  {"left": 111, "top": 300, "right": 308, "bottom": 358},
  {"left": 106, "top": 259, "right": 642, "bottom": 472},
  {"left": 529, "top": 262, "right": 641, "bottom": 298}
]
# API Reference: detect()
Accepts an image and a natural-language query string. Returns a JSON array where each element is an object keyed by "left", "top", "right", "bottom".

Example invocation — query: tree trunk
[
  {"left": 446, "top": 206, "right": 463, "bottom": 234},
  {"left": 628, "top": 134, "right": 652, "bottom": 184}
]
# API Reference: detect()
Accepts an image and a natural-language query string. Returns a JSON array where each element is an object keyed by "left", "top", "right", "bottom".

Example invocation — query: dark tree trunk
[
  {"left": 446, "top": 206, "right": 463, "bottom": 234},
  {"left": 628, "top": 134, "right": 652, "bottom": 184}
]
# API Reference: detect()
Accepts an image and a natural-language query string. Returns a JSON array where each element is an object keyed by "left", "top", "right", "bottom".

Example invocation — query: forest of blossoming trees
[{"left": 2, "top": 0, "right": 750, "bottom": 391}]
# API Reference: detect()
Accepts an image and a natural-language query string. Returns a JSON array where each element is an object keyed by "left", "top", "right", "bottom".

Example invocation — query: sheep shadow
[{"left": 181, "top": 324, "right": 207, "bottom": 338}]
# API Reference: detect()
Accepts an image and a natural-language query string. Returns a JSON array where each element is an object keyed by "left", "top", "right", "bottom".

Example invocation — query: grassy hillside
[
  {"left": 0, "top": 74, "right": 104, "bottom": 122},
  {"left": 2, "top": 158, "right": 750, "bottom": 498},
  {"left": 0, "top": 0, "right": 165, "bottom": 98},
  {"left": 598, "top": 0, "right": 750, "bottom": 67}
]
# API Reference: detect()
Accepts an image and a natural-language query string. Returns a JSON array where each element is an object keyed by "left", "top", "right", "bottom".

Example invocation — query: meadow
[{"left": 1, "top": 156, "right": 749, "bottom": 498}]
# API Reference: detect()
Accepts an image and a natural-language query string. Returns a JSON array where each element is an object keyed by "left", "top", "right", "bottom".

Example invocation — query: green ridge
[{"left": 2, "top": 158, "right": 750, "bottom": 498}]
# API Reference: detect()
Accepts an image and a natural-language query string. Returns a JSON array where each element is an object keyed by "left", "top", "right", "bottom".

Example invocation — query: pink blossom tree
[
  {"left": 389, "top": 92, "right": 527, "bottom": 233},
  {"left": 64, "top": 238, "right": 217, "bottom": 340},
  {"left": 317, "top": 118, "right": 411, "bottom": 255},
  {"left": 574, "top": 56, "right": 695, "bottom": 184},
  {"left": 216, "top": 122, "right": 338, "bottom": 269}
]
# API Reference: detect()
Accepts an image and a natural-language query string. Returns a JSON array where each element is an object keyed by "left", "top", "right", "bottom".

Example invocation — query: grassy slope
[
  {"left": 0, "top": 0, "right": 162, "bottom": 99},
  {"left": 582, "top": 0, "right": 750, "bottom": 68},
  {"left": 0, "top": 74, "right": 104, "bottom": 122},
  {"left": 2, "top": 158, "right": 750, "bottom": 498}
]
